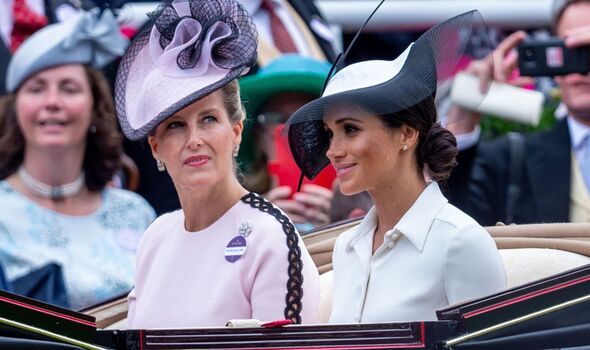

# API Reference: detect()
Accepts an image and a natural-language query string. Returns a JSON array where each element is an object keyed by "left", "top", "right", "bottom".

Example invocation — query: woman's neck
[
  {"left": 177, "top": 176, "right": 248, "bottom": 232},
  {"left": 368, "top": 171, "right": 426, "bottom": 250},
  {"left": 22, "top": 147, "right": 85, "bottom": 185},
  {"left": 7, "top": 147, "right": 101, "bottom": 215}
]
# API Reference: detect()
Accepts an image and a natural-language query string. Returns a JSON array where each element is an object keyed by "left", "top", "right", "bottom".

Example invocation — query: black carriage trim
[{"left": 241, "top": 192, "right": 304, "bottom": 324}]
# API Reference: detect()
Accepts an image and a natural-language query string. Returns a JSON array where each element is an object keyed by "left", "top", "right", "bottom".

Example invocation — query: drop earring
[
  {"left": 233, "top": 145, "right": 240, "bottom": 157},
  {"left": 156, "top": 159, "right": 166, "bottom": 172}
]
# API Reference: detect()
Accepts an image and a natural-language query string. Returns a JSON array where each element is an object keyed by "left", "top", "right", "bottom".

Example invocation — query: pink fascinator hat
[{"left": 115, "top": 0, "right": 258, "bottom": 140}]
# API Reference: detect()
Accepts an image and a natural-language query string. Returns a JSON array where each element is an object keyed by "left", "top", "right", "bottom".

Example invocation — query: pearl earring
[
  {"left": 156, "top": 159, "right": 166, "bottom": 172},
  {"left": 402, "top": 144, "right": 408, "bottom": 151}
]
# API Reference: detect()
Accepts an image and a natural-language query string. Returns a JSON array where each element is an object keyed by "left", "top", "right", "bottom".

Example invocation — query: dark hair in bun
[{"left": 377, "top": 95, "right": 458, "bottom": 181}]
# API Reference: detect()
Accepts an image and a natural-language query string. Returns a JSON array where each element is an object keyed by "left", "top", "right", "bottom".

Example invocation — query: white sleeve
[
  {"left": 443, "top": 224, "right": 506, "bottom": 305},
  {"left": 328, "top": 234, "right": 347, "bottom": 323}
]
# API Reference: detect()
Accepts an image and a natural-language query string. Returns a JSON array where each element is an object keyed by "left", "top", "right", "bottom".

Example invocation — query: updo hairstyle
[{"left": 378, "top": 95, "right": 458, "bottom": 182}]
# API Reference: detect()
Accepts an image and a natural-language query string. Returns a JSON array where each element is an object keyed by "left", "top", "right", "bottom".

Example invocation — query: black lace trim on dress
[{"left": 241, "top": 192, "right": 303, "bottom": 324}]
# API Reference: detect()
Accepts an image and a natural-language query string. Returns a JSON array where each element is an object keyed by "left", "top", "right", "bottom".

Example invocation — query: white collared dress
[{"left": 330, "top": 182, "right": 506, "bottom": 323}]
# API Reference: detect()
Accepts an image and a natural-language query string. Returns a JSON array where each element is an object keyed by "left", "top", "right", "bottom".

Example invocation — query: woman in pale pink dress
[{"left": 116, "top": 0, "right": 319, "bottom": 328}]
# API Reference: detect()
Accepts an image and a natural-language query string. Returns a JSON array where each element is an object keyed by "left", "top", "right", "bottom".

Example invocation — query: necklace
[{"left": 18, "top": 166, "right": 85, "bottom": 200}]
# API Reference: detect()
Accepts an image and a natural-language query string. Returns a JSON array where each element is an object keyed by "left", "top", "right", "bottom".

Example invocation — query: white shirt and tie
[
  {"left": 329, "top": 182, "right": 506, "bottom": 323},
  {"left": 239, "top": 0, "right": 311, "bottom": 55},
  {"left": 568, "top": 116, "right": 590, "bottom": 192},
  {"left": 455, "top": 113, "right": 590, "bottom": 196},
  {"left": 238, "top": 0, "right": 334, "bottom": 65}
]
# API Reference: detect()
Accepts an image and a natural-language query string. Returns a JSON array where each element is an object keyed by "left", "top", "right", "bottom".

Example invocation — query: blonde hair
[{"left": 221, "top": 79, "right": 246, "bottom": 124}]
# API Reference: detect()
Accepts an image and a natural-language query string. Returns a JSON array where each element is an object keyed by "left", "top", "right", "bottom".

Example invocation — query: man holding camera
[{"left": 446, "top": 0, "right": 590, "bottom": 226}]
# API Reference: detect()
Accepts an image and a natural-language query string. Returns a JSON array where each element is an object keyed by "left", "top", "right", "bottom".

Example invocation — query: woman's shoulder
[
  {"left": 434, "top": 203, "right": 496, "bottom": 252},
  {"left": 151, "top": 209, "right": 183, "bottom": 226},
  {"left": 0, "top": 180, "right": 50, "bottom": 216},
  {"left": 137, "top": 210, "right": 183, "bottom": 250},
  {"left": 143, "top": 210, "right": 183, "bottom": 236},
  {"left": 238, "top": 193, "right": 287, "bottom": 225},
  {"left": 0, "top": 179, "right": 24, "bottom": 200},
  {"left": 96, "top": 188, "right": 157, "bottom": 233},
  {"left": 103, "top": 187, "right": 151, "bottom": 205},
  {"left": 436, "top": 202, "right": 483, "bottom": 231},
  {"left": 236, "top": 193, "right": 297, "bottom": 243},
  {"left": 0, "top": 180, "right": 17, "bottom": 200},
  {"left": 102, "top": 188, "right": 156, "bottom": 218}
]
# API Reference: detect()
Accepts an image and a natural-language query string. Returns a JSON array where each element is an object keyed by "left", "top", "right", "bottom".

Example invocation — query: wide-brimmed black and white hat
[
  {"left": 116, "top": 0, "right": 258, "bottom": 140},
  {"left": 284, "top": 9, "right": 492, "bottom": 180}
]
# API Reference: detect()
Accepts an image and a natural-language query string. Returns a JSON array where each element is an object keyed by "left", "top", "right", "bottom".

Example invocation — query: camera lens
[{"left": 523, "top": 48, "right": 536, "bottom": 61}]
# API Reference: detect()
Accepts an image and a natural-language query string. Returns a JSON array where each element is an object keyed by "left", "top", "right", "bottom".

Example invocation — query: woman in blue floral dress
[{"left": 0, "top": 9, "right": 155, "bottom": 309}]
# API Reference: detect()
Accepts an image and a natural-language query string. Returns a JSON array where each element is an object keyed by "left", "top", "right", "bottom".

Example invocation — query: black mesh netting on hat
[
  {"left": 115, "top": 0, "right": 257, "bottom": 140},
  {"left": 283, "top": 10, "right": 493, "bottom": 180}
]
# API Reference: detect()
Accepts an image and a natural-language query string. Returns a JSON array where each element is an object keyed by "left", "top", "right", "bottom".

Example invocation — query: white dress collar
[{"left": 346, "top": 182, "right": 448, "bottom": 253}]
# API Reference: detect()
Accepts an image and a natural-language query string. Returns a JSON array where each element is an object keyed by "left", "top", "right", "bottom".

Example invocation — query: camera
[{"left": 517, "top": 37, "right": 590, "bottom": 77}]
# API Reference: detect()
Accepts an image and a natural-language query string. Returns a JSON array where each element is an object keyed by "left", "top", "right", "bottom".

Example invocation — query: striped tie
[
  {"left": 579, "top": 133, "right": 590, "bottom": 192},
  {"left": 260, "top": 0, "right": 298, "bottom": 53}
]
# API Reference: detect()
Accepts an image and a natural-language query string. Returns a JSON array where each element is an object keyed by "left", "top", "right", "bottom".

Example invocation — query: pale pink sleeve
[
  {"left": 126, "top": 287, "right": 137, "bottom": 328},
  {"left": 248, "top": 226, "right": 320, "bottom": 323},
  {"left": 299, "top": 248, "right": 321, "bottom": 323},
  {"left": 126, "top": 215, "right": 161, "bottom": 329}
]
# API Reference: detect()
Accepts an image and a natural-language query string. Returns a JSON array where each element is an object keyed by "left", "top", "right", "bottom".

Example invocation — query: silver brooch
[{"left": 238, "top": 221, "right": 253, "bottom": 238}]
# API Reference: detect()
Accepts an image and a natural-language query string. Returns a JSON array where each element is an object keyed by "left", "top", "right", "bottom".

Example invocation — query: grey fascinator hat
[
  {"left": 115, "top": 0, "right": 258, "bottom": 141},
  {"left": 284, "top": 9, "right": 493, "bottom": 180},
  {"left": 6, "top": 9, "right": 128, "bottom": 93}
]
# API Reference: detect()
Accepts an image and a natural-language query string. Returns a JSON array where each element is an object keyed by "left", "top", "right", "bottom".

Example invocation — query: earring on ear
[
  {"left": 156, "top": 159, "right": 166, "bottom": 172},
  {"left": 233, "top": 144, "right": 240, "bottom": 157},
  {"left": 89, "top": 125, "right": 97, "bottom": 134},
  {"left": 402, "top": 144, "right": 408, "bottom": 151}
]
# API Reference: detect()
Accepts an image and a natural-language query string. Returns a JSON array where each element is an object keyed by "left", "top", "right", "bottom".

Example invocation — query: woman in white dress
[{"left": 284, "top": 10, "right": 507, "bottom": 323}]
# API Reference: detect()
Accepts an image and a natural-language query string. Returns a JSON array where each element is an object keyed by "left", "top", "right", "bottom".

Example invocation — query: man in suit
[
  {"left": 0, "top": 0, "right": 96, "bottom": 96},
  {"left": 240, "top": 0, "right": 337, "bottom": 66},
  {"left": 446, "top": 0, "right": 590, "bottom": 226},
  {"left": 284, "top": 0, "right": 337, "bottom": 61}
]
